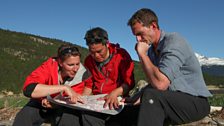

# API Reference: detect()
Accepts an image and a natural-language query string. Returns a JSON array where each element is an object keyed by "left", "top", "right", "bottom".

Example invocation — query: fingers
[
  {"left": 68, "top": 93, "right": 85, "bottom": 104},
  {"left": 63, "top": 86, "right": 84, "bottom": 104},
  {"left": 77, "top": 96, "right": 84, "bottom": 104},
  {"left": 133, "top": 98, "right": 141, "bottom": 105},
  {"left": 42, "top": 99, "right": 52, "bottom": 108},
  {"left": 103, "top": 96, "right": 119, "bottom": 109}
]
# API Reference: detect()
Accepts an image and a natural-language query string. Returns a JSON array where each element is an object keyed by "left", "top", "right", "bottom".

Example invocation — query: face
[
  {"left": 131, "top": 22, "right": 156, "bottom": 45},
  {"left": 59, "top": 56, "right": 81, "bottom": 78},
  {"left": 88, "top": 43, "right": 109, "bottom": 62}
]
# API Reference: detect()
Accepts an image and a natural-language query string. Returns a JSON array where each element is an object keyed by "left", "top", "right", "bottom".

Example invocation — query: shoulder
[
  {"left": 36, "top": 57, "right": 58, "bottom": 72},
  {"left": 160, "top": 31, "right": 194, "bottom": 59},
  {"left": 164, "top": 32, "right": 186, "bottom": 44},
  {"left": 84, "top": 55, "right": 95, "bottom": 68},
  {"left": 162, "top": 32, "right": 190, "bottom": 51},
  {"left": 110, "top": 43, "right": 132, "bottom": 58},
  {"left": 84, "top": 55, "right": 93, "bottom": 63},
  {"left": 42, "top": 57, "right": 58, "bottom": 66}
]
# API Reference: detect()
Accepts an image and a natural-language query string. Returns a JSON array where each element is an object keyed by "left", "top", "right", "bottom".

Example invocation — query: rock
[
  {"left": 211, "top": 106, "right": 223, "bottom": 113},
  {"left": 129, "top": 80, "right": 148, "bottom": 96},
  {"left": 1, "top": 90, "right": 14, "bottom": 96},
  {"left": 7, "top": 91, "right": 14, "bottom": 96}
]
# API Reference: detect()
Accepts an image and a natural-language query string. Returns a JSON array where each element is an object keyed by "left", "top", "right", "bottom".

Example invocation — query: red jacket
[
  {"left": 84, "top": 43, "right": 135, "bottom": 95},
  {"left": 23, "top": 58, "right": 88, "bottom": 98}
]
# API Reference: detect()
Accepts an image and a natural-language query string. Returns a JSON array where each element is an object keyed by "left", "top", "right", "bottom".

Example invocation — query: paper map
[{"left": 47, "top": 94, "right": 124, "bottom": 115}]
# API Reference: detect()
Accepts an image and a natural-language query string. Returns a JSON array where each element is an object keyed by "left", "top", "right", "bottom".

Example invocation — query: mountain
[
  {"left": 195, "top": 53, "right": 224, "bottom": 66},
  {"left": 195, "top": 53, "right": 224, "bottom": 76}
]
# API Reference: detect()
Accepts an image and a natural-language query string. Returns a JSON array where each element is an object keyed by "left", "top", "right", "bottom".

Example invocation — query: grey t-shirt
[{"left": 148, "top": 30, "right": 212, "bottom": 97}]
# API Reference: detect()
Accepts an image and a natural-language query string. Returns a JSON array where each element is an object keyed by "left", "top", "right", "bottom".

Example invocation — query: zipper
[
  {"left": 100, "top": 82, "right": 104, "bottom": 93},
  {"left": 100, "top": 70, "right": 109, "bottom": 93}
]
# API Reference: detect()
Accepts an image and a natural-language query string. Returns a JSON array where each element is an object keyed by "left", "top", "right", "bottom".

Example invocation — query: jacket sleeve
[
  {"left": 23, "top": 58, "right": 56, "bottom": 94},
  {"left": 84, "top": 76, "right": 93, "bottom": 89}
]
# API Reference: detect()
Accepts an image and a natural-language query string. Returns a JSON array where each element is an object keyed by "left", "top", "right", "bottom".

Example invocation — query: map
[{"left": 47, "top": 94, "right": 124, "bottom": 115}]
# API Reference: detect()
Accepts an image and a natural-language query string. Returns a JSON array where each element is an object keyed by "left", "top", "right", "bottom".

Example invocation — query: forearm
[
  {"left": 139, "top": 54, "right": 170, "bottom": 90},
  {"left": 82, "top": 87, "right": 92, "bottom": 96},
  {"left": 31, "top": 84, "right": 66, "bottom": 98},
  {"left": 111, "top": 84, "right": 130, "bottom": 97}
]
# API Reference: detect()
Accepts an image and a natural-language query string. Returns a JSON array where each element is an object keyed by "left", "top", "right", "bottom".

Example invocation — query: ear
[
  {"left": 151, "top": 22, "right": 158, "bottom": 29},
  {"left": 58, "top": 59, "right": 63, "bottom": 67},
  {"left": 106, "top": 42, "right": 109, "bottom": 48}
]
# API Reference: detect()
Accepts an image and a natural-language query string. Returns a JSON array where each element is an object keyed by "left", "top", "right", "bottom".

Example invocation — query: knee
[
  {"left": 16, "top": 106, "right": 40, "bottom": 120},
  {"left": 141, "top": 88, "right": 161, "bottom": 105}
]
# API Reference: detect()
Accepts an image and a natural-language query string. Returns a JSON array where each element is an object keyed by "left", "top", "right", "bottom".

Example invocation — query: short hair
[
  {"left": 84, "top": 27, "right": 108, "bottom": 45},
  {"left": 57, "top": 43, "right": 81, "bottom": 61},
  {"left": 128, "top": 8, "right": 159, "bottom": 29}
]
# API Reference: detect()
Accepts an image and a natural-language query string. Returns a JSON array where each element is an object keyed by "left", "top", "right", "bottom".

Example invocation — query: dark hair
[
  {"left": 57, "top": 43, "right": 81, "bottom": 61},
  {"left": 84, "top": 27, "right": 108, "bottom": 46},
  {"left": 128, "top": 8, "right": 159, "bottom": 29}
]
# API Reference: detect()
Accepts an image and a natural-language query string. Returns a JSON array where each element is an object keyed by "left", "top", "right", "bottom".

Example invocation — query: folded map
[{"left": 47, "top": 94, "right": 124, "bottom": 115}]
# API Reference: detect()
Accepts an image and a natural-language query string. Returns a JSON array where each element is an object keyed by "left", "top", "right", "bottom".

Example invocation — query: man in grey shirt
[{"left": 125, "top": 8, "right": 212, "bottom": 126}]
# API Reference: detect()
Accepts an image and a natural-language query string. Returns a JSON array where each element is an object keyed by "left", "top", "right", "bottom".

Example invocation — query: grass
[
  {"left": 0, "top": 95, "right": 29, "bottom": 109},
  {"left": 208, "top": 94, "right": 224, "bottom": 106}
]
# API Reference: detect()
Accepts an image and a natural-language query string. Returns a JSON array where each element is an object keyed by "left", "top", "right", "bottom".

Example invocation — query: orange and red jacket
[
  {"left": 84, "top": 43, "right": 135, "bottom": 95},
  {"left": 23, "top": 58, "right": 88, "bottom": 101}
]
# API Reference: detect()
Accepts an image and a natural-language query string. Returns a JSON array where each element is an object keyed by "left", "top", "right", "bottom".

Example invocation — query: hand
[
  {"left": 122, "top": 97, "right": 140, "bottom": 106},
  {"left": 63, "top": 85, "right": 84, "bottom": 104},
  {"left": 135, "top": 42, "right": 150, "bottom": 57},
  {"left": 121, "top": 91, "right": 142, "bottom": 106},
  {"left": 41, "top": 98, "right": 53, "bottom": 108},
  {"left": 100, "top": 92, "right": 120, "bottom": 110}
]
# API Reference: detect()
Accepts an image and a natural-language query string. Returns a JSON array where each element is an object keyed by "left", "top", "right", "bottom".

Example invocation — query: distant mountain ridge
[
  {"left": 195, "top": 53, "right": 224, "bottom": 66},
  {"left": 195, "top": 53, "right": 224, "bottom": 77}
]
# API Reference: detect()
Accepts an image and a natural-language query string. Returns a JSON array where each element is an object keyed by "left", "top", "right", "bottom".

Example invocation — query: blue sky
[{"left": 1, "top": 0, "right": 224, "bottom": 60}]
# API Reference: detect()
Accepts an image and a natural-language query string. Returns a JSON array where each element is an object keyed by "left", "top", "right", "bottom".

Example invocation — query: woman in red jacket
[{"left": 13, "top": 43, "right": 91, "bottom": 126}]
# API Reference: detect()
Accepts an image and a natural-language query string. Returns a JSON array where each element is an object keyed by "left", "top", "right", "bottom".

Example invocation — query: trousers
[
  {"left": 137, "top": 87, "right": 210, "bottom": 126},
  {"left": 13, "top": 100, "right": 81, "bottom": 126},
  {"left": 81, "top": 105, "right": 139, "bottom": 126}
]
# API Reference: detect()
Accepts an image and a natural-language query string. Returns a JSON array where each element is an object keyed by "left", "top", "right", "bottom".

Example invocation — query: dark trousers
[
  {"left": 138, "top": 88, "right": 210, "bottom": 126},
  {"left": 13, "top": 100, "right": 81, "bottom": 126},
  {"left": 81, "top": 105, "right": 139, "bottom": 126}
]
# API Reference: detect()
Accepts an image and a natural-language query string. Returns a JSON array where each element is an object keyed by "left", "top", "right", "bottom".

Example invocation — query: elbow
[
  {"left": 153, "top": 81, "right": 170, "bottom": 91},
  {"left": 156, "top": 85, "right": 169, "bottom": 91},
  {"left": 23, "top": 83, "right": 38, "bottom": 98}
]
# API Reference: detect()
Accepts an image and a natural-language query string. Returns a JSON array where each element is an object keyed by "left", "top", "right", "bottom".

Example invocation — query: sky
[{"left": 1, "top": 0, "right": 224, "bottom": 61}]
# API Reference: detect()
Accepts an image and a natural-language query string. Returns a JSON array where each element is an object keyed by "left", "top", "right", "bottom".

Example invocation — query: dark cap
[{"left": 84, "top": 27, "right": 108, "bottom": 45}]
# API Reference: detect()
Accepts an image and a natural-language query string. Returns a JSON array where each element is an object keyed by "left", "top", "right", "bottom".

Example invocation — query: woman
[{"left": 13, "top": 43, "right": 91, "bottom": 126}]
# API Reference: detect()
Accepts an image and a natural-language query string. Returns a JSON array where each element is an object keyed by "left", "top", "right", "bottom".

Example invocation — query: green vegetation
[
  {"left": 208, "top": 94, "right": 224, "bottom": 106},
  {"left": 204, "top": 73, "right": 224, "bottom": 88},
  {"left": 134, "top": 61, "right": 146, "bottom": 82},
  {"left": 0, "top": 95, "right": 29, "bottom": 108}
]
